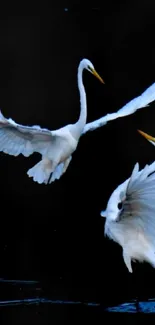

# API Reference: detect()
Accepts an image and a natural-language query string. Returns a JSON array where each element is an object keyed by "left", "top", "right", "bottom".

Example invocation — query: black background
[{"left": 0, "top": 1, "right": 155, "bottom": 314}]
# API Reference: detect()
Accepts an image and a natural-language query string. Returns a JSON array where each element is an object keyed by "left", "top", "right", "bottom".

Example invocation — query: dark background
[{"left": 1, "top": 1, "right": 155, "bottom": 317}]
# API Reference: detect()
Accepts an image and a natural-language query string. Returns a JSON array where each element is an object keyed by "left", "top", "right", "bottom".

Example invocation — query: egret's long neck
[{"left": 73, "top": 64, "right": 87, "bottom": 139}]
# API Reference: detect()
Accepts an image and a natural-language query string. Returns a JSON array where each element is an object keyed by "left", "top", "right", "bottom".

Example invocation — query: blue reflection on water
[
  {"left": 0, "top": 297, "right": 155, "bottom": 313},
  {"left": 0, "top": 278, "right": 38, "bottom": 284},
  {"left": 0, "top": 278, "right": 155, "bottom": 313},
  {"left": 106, "top": 300, "right": 155, "bottom": 313},
  {"left": 106, "top": 302, "right": 136, "bottom": 313},
  {"left": 0, "top": 298, "right": 100, "bottom": 307}
]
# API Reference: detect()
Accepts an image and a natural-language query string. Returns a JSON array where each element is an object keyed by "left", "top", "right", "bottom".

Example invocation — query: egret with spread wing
[
  {"left": 101, "top": 161, "right": 155, "bottom": 273},
  {"left": 82, "top": 82, "right": 155, "bottom": 134},
  {"left": 0, "top": 58, "right": 104, "bottom": 184}
]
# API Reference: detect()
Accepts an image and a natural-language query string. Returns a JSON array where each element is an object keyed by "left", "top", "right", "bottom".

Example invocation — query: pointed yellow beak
[
  {"left": 92, "top": 69, "right": 105, "bottom": 84},
  {"left": 138, "top": 129, "right": 155, "bottom": 143}
]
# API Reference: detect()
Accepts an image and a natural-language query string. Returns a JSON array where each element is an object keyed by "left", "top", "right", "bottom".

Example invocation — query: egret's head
[
  {"left": 138, "top": 129, "right": 155, "bottom": 147},
  {"left": 79, "top": 58, "right": 105, "bottom": 84},
  {"left": 100, "top": 183, "right": 127, "bottom": 221}
]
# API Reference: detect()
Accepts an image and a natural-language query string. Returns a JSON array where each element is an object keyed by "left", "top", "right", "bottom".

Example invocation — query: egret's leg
[
  {"left": 123, "top": 250, "right": 133, "bottom": 273},
  {"left": 123, "top": 252, "right": 141, "bottom": 311},
  {"left": 47, "top": 173, "right": 52, "bottom": 184},
  {"left": 46, "top": 160, "right": 59, "bottom": 184},
  {"left": 132, "top": 270, "right": 142, "bottom": 313}
]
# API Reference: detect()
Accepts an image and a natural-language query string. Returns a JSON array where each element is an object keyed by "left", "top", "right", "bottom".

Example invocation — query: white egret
[
  {"left": 101, "top": 161, "right": 155, "bottom": 273},
  {"left": 1, "top": 60, "right": 155, "bottom": 185},
  {"left": 0, "top": 58, "right": 104, "bottom": 184}
]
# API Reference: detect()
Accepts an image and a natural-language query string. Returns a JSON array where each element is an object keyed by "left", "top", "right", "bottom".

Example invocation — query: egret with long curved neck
[
  {"left": 0, "top": 58, "right": 104, "bottom": 184},
  {"left": 74, "top": 59, "right": 104, "bottom": 137}
]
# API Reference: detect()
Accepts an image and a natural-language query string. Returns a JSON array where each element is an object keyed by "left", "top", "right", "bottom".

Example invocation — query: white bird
[
  {"left": 101, "top": 161, "right": 155, "bottom": 273},
  {"left": 0, "top": 58, "right": 104, "bottom": 184},
  {"left": 1, "top": 60, "right": 155, "bottom": 185}
]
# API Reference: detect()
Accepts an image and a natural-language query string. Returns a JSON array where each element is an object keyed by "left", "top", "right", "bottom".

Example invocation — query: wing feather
[
  {"left": 82, "top": 82, "right": 155, "bottom": 134},
  {"left": 119, "top": 162, "right": 155, "bottom": 244},
  {"left": 0, "top": 110, "right": 57, "bottom": 157}
]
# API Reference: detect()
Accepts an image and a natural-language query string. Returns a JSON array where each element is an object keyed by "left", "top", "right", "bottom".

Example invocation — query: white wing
[
  {"left": 0, "top": 110, "right": 59, "bottom": 157},
  {"left": 82, "top": 82, "right": 155, "bottom": 134},
  {"left": 118, "top": 161, "right": 155, "bottom": 245}
]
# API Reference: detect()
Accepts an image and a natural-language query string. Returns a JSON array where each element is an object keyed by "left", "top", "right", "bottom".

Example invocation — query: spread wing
[
  {"left": 82, "top": 82, "right": 155, "bottom": 134},
  {"left": 0, "top": 110, "right": 59, "bottom": 157},
  {"left": 118, "top": 161, "right": 155, "bottom": 244}
]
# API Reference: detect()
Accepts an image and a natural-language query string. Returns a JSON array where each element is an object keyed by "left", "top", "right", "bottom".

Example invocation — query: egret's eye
[{"left": 118, "top": 202, "right": 123, "bottom": 210}]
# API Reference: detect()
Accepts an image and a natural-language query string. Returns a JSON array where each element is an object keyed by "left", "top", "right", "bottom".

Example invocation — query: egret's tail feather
[
  {"left": 27, "top": 156, "right": 72, "bottom": 185},
  {"left": 27, "top": 159, "right": 53, "bottom": 184}
]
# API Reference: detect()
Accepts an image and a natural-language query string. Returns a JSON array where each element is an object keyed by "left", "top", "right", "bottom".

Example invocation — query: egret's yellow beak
[
  {"left": 138, "top": 129, "right": 155, "bottom": 142},
  {"left": 92, "top": 69, "right": 105, "bottom": 84}
]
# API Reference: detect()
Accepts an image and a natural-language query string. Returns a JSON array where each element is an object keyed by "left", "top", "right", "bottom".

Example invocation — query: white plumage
[
  {"left": 0, "top": 58, "right": 104, "bottom": 184},
  {"left": 101, "top": 161, "right": 155, "bottom": 273}
]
